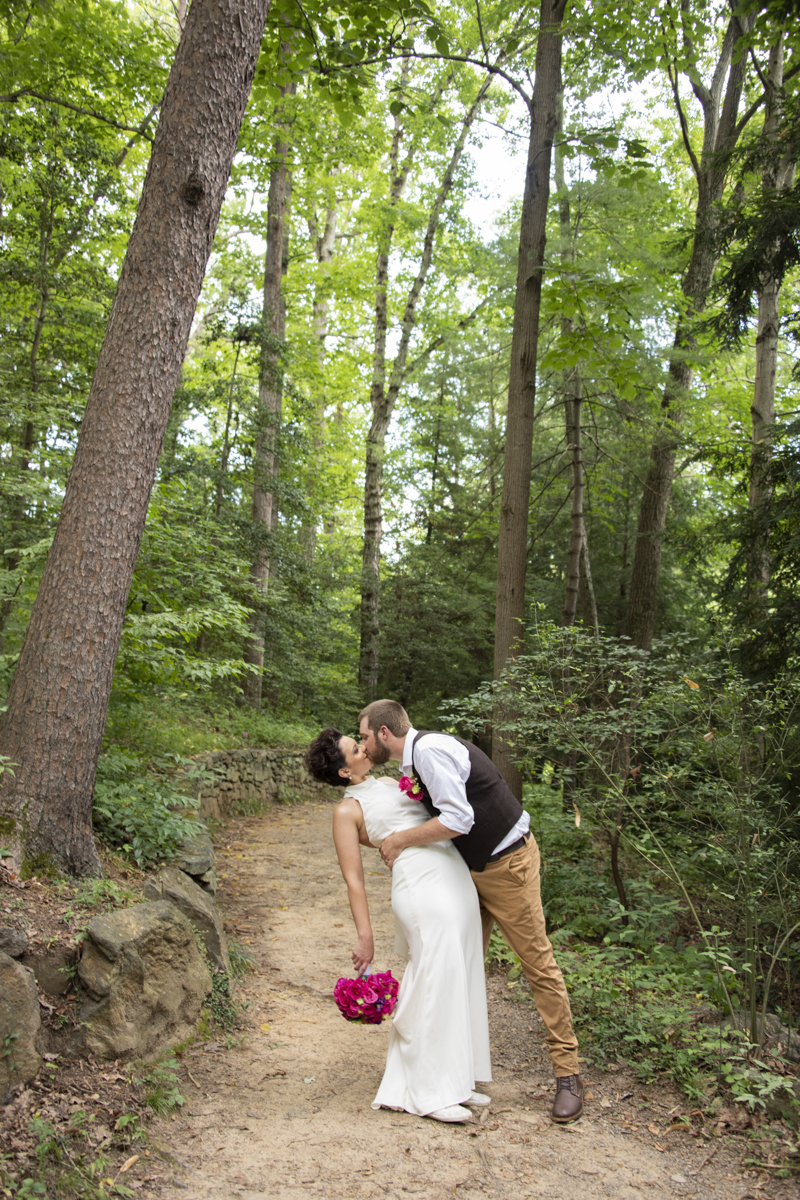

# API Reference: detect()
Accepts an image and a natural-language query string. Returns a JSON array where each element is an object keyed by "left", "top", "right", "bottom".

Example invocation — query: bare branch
[
  {"left": 664, "top": 53, "right": 701, "bottom": 181},
  {"left": 475, "top": 0, "right": 490, "bottom": 63},
  {"left": 0, "top": 88, "right": 157, "bottom": 140}
]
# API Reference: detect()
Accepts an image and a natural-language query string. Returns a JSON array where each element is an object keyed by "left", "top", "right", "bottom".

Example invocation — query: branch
[
  {"left": 748, "top": 45, "right": 769, "bottom": 93},
  {"left": 664, "top": 53, "right": 701, "bottom": 181},
  {"left": 290, "top": 0, "right": 325, "bottom": 76},
  {"left": 733, "top": 58, "right": 800, "bottom": 141},
  {"left": 343, "top": 49, "right": 530, "bottom": 107},
  {"left": 0, "top": 88, "right": 157, "bottom": 139},
  {"left": 475, "top": 0, "right": 490, "bottom": 63},
  {"left": 402, "top": 297, "right": 490, "bottom": 378}
]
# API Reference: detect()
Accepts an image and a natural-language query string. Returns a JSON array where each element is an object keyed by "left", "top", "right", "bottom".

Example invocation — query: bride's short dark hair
[{"left": 306, "top": 727, "right": 347, "bottom": 787}]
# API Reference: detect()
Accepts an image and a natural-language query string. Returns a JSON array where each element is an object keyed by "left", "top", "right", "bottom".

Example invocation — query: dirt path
[{"left": 144, "top": 801, "right": 787, "bottom": 1199}]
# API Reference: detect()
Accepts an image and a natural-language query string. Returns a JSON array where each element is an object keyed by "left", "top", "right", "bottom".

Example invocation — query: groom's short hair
[
  {"left": 359, "top": 699, "right": 411, "bottom": 738},
  {"left": 305, "top": 727, "right": 347, "bottom": 787}
]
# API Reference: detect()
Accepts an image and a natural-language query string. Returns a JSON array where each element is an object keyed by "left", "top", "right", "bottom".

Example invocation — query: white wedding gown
[{"left": 344, "top": 775, "right": 492, "bottom": 1116}]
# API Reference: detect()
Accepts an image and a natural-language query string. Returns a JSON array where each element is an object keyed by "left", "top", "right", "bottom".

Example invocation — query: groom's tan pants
[{"left": 471, "top": 835, "right": 579, "bottom": 1077}]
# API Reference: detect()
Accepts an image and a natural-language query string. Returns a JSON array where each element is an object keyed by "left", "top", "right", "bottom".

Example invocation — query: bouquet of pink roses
[{"left": 333, "top": 968, "right": 399, "bottom": 1025}]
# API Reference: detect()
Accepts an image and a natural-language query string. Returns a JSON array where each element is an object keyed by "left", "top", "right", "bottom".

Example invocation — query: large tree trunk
[
  {"left": 359, "top": 66, "right": 489, "bottom": 699},
  {"left": 624, "top": 10, "right": 751, "bottom": 651},
  {"left": 0, "top": 0, "right": 271, "bottom": 876},
  {"left": 243, "top": 93, "right": 293, "bottom": 708},
  {"left": 492, "top": 0, "right": 567, "bottom": 796}
]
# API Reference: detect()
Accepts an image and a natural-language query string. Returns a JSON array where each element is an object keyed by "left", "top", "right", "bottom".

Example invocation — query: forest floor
[{"left": 135, "top": 799, "right": 796, "bottom": 1200}]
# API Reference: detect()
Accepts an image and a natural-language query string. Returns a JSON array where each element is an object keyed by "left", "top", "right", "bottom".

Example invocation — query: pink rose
[{"left": 399, "top": 775, "right": 424, "bottom": 801}]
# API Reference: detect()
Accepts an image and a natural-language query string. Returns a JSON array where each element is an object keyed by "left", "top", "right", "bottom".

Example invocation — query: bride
[{"left": 305, "top": 727, "right": 492, "bottom": 1123}]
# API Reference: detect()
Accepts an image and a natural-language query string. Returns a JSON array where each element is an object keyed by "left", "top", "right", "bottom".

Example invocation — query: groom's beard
[{"left": 367, "top": 741, "right": 391, "bottom": 766}]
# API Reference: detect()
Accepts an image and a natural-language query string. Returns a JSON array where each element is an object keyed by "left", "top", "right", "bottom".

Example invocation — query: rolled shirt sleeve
[{"left": 402, "top": 730, "right": 474, "bottom": 835}]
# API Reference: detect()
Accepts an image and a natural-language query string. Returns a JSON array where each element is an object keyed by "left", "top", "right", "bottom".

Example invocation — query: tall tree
[
  {"left": 243, "top": 75, "right": 295, "bottom": 708},
  {"left": 359, "top": 62, "right": 492, "bottom": 699},
  {"left": 623, "top": 3, "right": 754, "bottom": 651},
  {"left": 0, "top": 0, "right": 272, "bottom": 876},
  {"left": 492, "top": 0, "right": 568, "bottom": 795},
  {"left": 747, "top": 34, "right": 796, "bottom": 603}
]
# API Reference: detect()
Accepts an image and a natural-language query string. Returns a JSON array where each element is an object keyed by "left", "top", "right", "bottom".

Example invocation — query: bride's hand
[{"left": 352, "top": 931, "right": 374, "bottom": 976}]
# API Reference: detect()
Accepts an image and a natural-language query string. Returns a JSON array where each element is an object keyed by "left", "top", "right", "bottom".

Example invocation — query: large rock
[
  {"left": 74, "top": 901, "right": 211, "bottom": 1061},
  {"left": 0, "top": 926, "right": 27, "bottom": 958},
  {"left": 0, "top": 951, "right": 41, "bottom": 1102},
  {"left": 172, "top": 829, "right": 215, "bottom": 884},
  {"left": 143, "top": 866, "right": 229, "bottom": 972},
  {"left": 20, "top": 945, "right": 77, "bottom": 996}
]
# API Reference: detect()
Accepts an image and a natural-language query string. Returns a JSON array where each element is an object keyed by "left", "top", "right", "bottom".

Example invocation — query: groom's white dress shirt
[{"left": 402, "top": 727, "right": 530, "bottom": 857}]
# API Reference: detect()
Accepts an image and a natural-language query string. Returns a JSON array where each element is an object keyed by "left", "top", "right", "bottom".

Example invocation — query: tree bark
[
  {"left": 554, "top": 83, "right": 587, "bottom": 630},
  {"left": 359, "top": 66, "right": 489, "bottom": 699},
  {"left": 624, "top": 9, "right": 751, "bottom": 651},
  {"left": 301, "top": 195, "right": 341, "bottom": 560},
  {"left": 243, "top": 85, "right": 294, "bottom": 708},
  {"left": 748, "top": 36, "right": 795, "bottom": 603},
  {"left": 0, "top": 0, "right": 271, "bottom": 876},
  {"left": 492, "top": 0, "right": 566, "bottom": 796}
]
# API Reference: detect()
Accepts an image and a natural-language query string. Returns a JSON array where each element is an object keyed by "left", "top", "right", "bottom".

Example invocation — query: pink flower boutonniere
[{"left": 399, "top": 775, "right": 424, "bottom": 801}]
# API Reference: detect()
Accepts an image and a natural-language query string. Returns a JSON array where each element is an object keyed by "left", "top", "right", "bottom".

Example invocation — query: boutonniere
[{"left": 399, "top": 775, "right": 424, "bottom": 801}]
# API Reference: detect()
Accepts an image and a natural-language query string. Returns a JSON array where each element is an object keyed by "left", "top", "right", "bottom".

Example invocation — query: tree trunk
[
  {"left": 748, "top": 36, "right": 795, "bottom": 603},
  {"left": 359, "top": 66, "right": 489, "bottom": 699},
  {"left": 492, "top": 0, "right": 567, "bottom": 796},
  {"left": 243, "top": 88, "right": 293, "bottom": 708},
  {"left": 301, "top": 197, "right": 341, "bottom": 560},
  {"left": 0, "top": 0, "right": 271, "bottom": 876},
  {"left": 215, "top": 340, "right": 241, "bottom": 518},
  {"left": 624, "top": 10, "right": 751, "bottom": 651}
]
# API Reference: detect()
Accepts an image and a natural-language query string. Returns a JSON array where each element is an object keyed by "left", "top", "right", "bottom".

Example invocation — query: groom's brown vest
[{"left": 411, "top": 731, "right": 524, "bottom": 871}]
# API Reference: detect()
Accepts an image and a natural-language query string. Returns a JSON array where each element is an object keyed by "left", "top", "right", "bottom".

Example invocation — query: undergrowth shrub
[{"left": 92, "top": 748, "right": 202, "bottom": 869}]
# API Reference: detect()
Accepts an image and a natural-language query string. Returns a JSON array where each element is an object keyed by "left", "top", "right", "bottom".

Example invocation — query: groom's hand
[{"left": 380, "top": 831, "right": 406, "bottom": 869}]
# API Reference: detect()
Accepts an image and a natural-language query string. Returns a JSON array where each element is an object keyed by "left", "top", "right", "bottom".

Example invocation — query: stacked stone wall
[{"left": 192, "top": 749, "right": 399, "bottom": 818}]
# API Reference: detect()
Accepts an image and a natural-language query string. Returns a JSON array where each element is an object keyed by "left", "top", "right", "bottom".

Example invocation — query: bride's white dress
[{"left": 344, "top": 775, "right": 492, "bottom": 1116}]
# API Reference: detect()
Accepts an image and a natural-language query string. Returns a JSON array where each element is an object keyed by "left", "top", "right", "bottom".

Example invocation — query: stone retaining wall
[{"left": 192, "top": 749, "right": 399, "bottom": 818}]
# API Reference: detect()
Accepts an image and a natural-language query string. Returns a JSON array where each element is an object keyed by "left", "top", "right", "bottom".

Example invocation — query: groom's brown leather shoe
[{"left": 551, "top": 1074, "right": 583, "bottom": 1123}]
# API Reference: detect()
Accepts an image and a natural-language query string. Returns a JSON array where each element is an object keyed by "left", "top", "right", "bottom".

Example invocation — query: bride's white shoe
[
  {"left": 465, "top": 1091, "right": 491, "bottom": 1107},
  {"left": 427, "top": 1105, "right": 473, "bottom": 1123}
]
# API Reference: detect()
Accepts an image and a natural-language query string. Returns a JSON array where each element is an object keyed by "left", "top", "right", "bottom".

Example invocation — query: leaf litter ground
[
  {"left": 145, "top": 801, "right": 797, "bottom": 1200},
  {"left": 2, "top": 800, "right": 796, "bottom": 1197}
]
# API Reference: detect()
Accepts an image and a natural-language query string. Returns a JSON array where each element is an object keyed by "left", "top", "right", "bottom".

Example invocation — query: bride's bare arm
[{"left": 332, "top": 799, "right": 374, "bottom": 975}]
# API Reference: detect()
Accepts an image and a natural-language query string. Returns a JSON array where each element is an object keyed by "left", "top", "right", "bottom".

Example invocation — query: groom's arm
[{"left": 379, "top": 817, "right": 457, "bottom": 869}]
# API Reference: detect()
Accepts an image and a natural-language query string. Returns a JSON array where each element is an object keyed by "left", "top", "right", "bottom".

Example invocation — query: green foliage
[
  {"left": 228, "top": 939, "right": 257, "bottom": 978},
  {"left": 92, "top": 749, "right": 203, "bottom": 870},
  {"left": 205, "top": 970, "right": 248, "bottom": 1032},
  {"left": 138, "top": 1057, "right": 186, "bottom": 1117}
]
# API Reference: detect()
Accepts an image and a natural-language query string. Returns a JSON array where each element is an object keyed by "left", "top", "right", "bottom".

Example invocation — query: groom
[{"left": 359, "top": 699, "right": 583, "bottom": 1123}]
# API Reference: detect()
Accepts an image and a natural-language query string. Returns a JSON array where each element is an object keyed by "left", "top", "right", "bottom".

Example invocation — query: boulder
[
  {"left": 74, "top": 901, "right": 211, "bottom": 1061},
  {"left": 20, "top": 945, "right": 77, "bottom": 996},
  {"left": 720, "top": 1010, "right": 800, "bottom": 1063},
  {"left": 0, "top": 926, "right": 27, "bottom": 958},
  {"left": 0, "top": 951, "right": 41, "bottom": 1102},
  {"left": 197, "top": 866, "right": 218, "bottom": 896},
  {"left": 143, "top": 866, "right": 229, "bottom": 972},
  {"left": 172, "top": 828, "right": 215, "bottom": 881}
]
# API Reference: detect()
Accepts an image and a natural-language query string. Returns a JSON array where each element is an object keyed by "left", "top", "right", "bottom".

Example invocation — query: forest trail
[{"left": 147, "top": 800, "right": 760, "bottom": 1200}]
